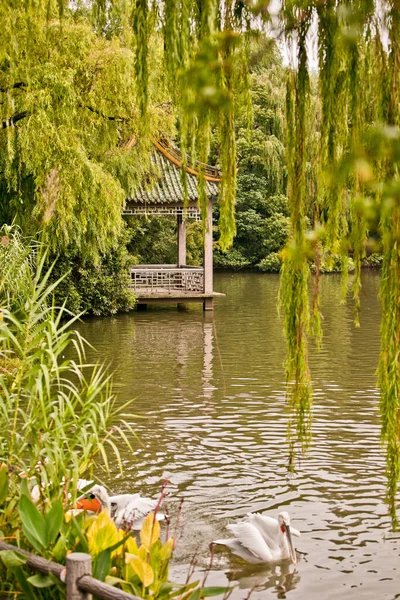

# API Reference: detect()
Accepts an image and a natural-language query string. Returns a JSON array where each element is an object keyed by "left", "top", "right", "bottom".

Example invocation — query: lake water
[{"left": 75, "top": 271, "right": 400, "bottom": 600}]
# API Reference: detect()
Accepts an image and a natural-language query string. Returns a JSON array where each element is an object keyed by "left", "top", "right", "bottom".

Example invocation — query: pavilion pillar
[
  {"left": 177, "top": 214, "right": 188, "bottom": 310},
  {"left": 177, "top": 215, "right": 186, "bottom": 267},
  {"left": 203, "top": 199, "right": 214, "bottom": 311}
]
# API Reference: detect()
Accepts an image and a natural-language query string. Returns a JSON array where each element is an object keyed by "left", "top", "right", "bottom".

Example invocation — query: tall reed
[{"left": 0, "top": 225, "right": 134, "bottom": 507}]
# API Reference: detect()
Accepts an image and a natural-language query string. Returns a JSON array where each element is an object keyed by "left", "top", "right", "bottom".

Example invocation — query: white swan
[
  {"left": 214, "top": 511, "right": 300, "bottom": 565},
  {"left": 76, "top": 484, "right": 166, "bottom": 530}
]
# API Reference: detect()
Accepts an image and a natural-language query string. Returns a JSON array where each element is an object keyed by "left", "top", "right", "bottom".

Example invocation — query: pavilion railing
[{"left": 130, "top": 265, "right": 204, "bottom": 293}]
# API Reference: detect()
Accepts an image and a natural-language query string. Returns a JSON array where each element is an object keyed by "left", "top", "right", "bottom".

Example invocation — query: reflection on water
[
  {"left": 226, "top": 562, "right": 301, "bottom": 598},
  {"left": 74, "top": 271, "right": 400, "bottom": 600}
]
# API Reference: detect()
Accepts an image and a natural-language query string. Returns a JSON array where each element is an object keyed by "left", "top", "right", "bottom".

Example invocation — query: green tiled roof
[{"left": 127, "top": 148, "right": 219, "bottom": 206}]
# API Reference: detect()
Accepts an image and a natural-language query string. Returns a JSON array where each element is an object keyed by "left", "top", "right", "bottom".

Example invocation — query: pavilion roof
[{"left": 126, "top": 141, "right": 220, "bottom": 207}]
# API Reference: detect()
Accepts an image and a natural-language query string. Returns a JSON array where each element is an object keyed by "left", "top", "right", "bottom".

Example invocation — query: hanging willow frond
[
  {"left": 133, "top": 0, "right": 149, "bottom": 119},
  {"left": 280, "top": 12, "right": 313, "bottom": 458},
  {"left": 282, "top": 0, "right": 400, "bottom": 526},
  {"left": 378, "top": 205, "right": 400, "bottom": 530}
]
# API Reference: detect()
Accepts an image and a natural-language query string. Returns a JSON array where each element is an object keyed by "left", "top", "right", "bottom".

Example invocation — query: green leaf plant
[
  {"left": 0, "top": 472, "right": 231, "bottom": 600},
  {"left": 0, "top": 227, "right": 135, "bottom": 494}
]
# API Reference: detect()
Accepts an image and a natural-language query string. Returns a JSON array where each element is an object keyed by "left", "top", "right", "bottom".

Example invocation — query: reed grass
[{"left": 0, "top": 225, "right": 134, "bottom": 505}]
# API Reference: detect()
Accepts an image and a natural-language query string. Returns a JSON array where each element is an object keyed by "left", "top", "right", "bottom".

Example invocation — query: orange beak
[{"left": 76, "top": 497, "right": 102, "bottom": 513}]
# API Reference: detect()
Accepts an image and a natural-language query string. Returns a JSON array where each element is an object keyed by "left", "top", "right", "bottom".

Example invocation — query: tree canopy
[{"left": 0, "top": 2, "right": 172, "bottom": 258}]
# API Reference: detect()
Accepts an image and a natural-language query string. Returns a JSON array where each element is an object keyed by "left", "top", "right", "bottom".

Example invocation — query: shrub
[
  {"left": 213, "top": 246, "right": 252, "bottom": 269},
  {"left": 0, "top": 228, "right": 134, "bottom": 495},
  {"left": 262, "top": 213, "right": 290, "bottom": 254},
  {"left": 316, "top": 254, "right": 355, "bottom": 273},
  {"left": 257, "top": 252, "right": 282, "bottom": 272},
  {"left": 362, "top": 253, "right": 383, "bottom": 268},
  {"left": 50, "top": 242, "right": 136, "bottom": 316}
]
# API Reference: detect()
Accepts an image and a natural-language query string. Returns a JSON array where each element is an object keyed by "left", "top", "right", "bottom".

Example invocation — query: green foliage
[
  {"left": 0, "top": 3, "right": 173, "bottom": 260},
  {"left": 317, "top": 255, "right": 355, "bottom": 274},
  {"left": 126, "top": 216, "right": 204, "bottom": 267},
  {"left": 19, "top": 496, "right": 64, "bottom": 552},
  {"left": 258, "top": 252, "right": 282, "bottom": 273},
  {"left": 213, "top": 247, "right": 252, "bottom": 269},
  {"left": 160, "top": 1, "right": 253, "bottom": 250},
  {"left": 362, "top": 253, "right": 383, "bottom": 269},
  {"left": 0, "top": 227, "right": 134, "bottom": 496},
  {"left": 281, "top": 1, "right": 400, "bottom": 523},
  {"left": 280, "top": 15, "right": 313, "bottom": 460},
  {"left": 50, "top": 240, "right": 136, "bottom": 316},
  {"left": 0, "top": 225, "right": 35, "bottom": 317},
  {"left": 263, "top": 213, "right": 290, "bottom": 255}
]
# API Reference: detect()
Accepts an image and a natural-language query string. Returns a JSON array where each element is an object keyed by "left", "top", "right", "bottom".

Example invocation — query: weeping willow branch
[
  {"left": 133, "top": 0, "right": 150, "bottom": 121},
  {"left": 218, "top": 1, "right": 237, "bottom": 251},
  {"left": 377, "top": 3, "right": 400, "bottom": 529},
  {"left": 378, "top": 205, "right": 400, "bottom": 531},
  {"left": 280, "top": 15, "right": 312, "bottom": 463},
  {"left": 282, "top": 1, "right": 400, "bottom": 526}
]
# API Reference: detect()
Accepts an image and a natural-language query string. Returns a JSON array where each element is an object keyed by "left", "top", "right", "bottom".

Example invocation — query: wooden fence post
[{"left": 66, "top": 553, "right": 93, "bottom": 600}]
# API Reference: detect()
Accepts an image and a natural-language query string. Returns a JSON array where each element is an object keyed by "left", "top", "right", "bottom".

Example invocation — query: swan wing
[
  {"left": 109, "top": 493, "right": 141, "bottom": 508},
  {"left": 111, "top": 495, "right": 158, "bottom": 528},
  {"left": 227, "top": 522, "right": 274, "bottom": 562},
  {"left": 214, "top": 538, "right": 267, "bottom": 564},
  {"left": 129, "top": 512, "right": 166, "bottom": 531},
  {"left": 244, "top": 514, "right": 280, "bottom": 549}
]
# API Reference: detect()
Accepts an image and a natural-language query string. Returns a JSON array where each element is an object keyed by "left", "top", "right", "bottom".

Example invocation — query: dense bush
[
  {"left": 258, "top": 252, "right": 282, "bottom": 273},
  {"left": 362, "top": 253, "right": 383, "bottom": 268},
  {"left": 213, "top": 246, "right": 252, "bottom": 269},
  {"left": 316, "top": 254, "right": 355, "bottom": 274},
  {"left": 50, "top": 238, "right": 136, "bottom": 316},
  {"left": 262, "top": 213, "right": 290, "bottom": 255}
]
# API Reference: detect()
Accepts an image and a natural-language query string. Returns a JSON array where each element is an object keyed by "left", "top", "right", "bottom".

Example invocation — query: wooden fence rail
[{"left": 0, "top": 540, "right": 141, "bottom": 600}]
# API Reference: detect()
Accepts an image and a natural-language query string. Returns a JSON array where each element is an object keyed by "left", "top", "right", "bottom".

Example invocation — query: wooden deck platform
[
  {"left": 136, "top": 291, "right": 224, "bottom": 300},
  {"left": 129, "top": 266, "right": 224, "bottom": 310}
]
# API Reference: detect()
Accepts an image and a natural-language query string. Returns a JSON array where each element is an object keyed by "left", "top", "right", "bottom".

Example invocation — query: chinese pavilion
[{"left": 123, "top": 139, "right": 224, "bottom": 311}]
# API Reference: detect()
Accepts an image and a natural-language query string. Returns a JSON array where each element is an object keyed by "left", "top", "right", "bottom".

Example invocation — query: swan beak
[
  {"left": 284, "top": 525, "right": 297, "bottom": 565},
  {"left": 76, "top": 497, "right": 102, "bottom": 513}
]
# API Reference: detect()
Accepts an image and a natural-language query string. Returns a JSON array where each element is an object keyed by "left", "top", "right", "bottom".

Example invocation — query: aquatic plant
[
  {"left": 0, "top": 227, "right": 134, "bottom": 502},
  {"left": 0, "top": 468, "right": 229, "bottom": 599}
]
